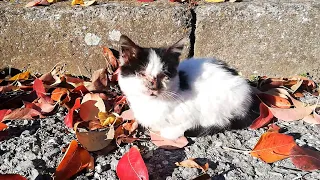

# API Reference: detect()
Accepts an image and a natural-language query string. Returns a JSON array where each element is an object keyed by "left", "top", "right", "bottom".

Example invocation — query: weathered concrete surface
[
  {"left": 0, "top": 2, "right": 191, "bottom": 76},
  {"left": 195, "top": 2, "right": 320, "bottom": 79}
]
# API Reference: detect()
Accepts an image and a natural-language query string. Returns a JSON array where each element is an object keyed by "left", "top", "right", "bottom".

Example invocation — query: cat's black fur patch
[
  {"left": 178, "top": 71, "right": 190, "bottom": 91},
  {"left": 214, "top": 60, "right": 239, "bottom": 76},
  {"left": 121, "top": 47, "right": 180, "bottom": 79}
]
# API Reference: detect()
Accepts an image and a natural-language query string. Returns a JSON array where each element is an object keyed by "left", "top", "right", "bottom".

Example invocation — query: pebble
[{"left": 95, "top": 164, "right": 103, "bottom": 173}]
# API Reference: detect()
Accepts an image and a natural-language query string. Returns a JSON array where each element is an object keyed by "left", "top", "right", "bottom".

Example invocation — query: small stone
[
  {"left": 215, "top": 141, "right": 223, "bottom": 147},
  {"left": 30, "top": 169, "right": 39, "bottom": 179},
  {"left": 25, "top": 151, "right": 37, "bottom": 160},
  {"left": 95, "top": 164, "right": 103, "bottom": 173}
]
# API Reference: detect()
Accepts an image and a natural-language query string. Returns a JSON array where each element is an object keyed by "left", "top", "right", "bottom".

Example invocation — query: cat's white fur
[{"left": 118, "top": 50, "right": 252, "bottom": 140}]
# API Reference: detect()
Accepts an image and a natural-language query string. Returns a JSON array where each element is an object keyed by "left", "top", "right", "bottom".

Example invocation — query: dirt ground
[{"left": 0, "top": 105, "right": 319, "bottom": 180}]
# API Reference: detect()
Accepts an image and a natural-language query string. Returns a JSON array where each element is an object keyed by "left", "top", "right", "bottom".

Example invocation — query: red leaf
[
  {"left": 64, "top": 98, "right": 81, "bottom": 128},
  {"left": 0, "top": 174, "right": 27, "bottom": 180},
  {"left": 116, "top": 146, "right": 149, "bottom": 180},
  {"left": 72, "top": 85, "right": 89, "bottom": 95},
  {"left": 23, "top": 101, "right": 56, "bottom": 114},
  {"left": 33, "top": 78, "right": 46, "bottom": 98},
  {"left": 0, "top": 122, "right": 8, "bottom": 131},
  {"left": 250, "top": 103, "right": 275, "bottom": 129},
  {"left": 0, "top": 109, "right": 12, "bottom": 122},
  {"left": 290, "top": 145, "right": 320, "bottom": 171},
  {"left": 54, "top": 140, "right": 92, "bottom": 180},
  {"left": 3, "top": 108, "right": 44, "bottom": 120}
]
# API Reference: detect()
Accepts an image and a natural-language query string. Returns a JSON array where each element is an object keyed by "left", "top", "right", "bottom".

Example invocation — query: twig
[{"left": 222, "top": 146, "right": 251, "bottom": 154}]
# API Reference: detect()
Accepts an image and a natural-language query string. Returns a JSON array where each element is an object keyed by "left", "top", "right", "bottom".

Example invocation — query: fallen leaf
[
  {"left": 114, "top": 96, "right": 127, "bottom": 114},
  {"left": 72, "top": 85, "right": 89, "bottom": 95},
  {"left": 86, "top": 68, "right": 109, "bottom": 92},
  {"left": 0, "top": 174, "right": 27, "bottom": 180},
  {"left": 257, "top": 93, "right": 291, "bottom": 108},
  {"left": 71, "top": 0, "right": 84, "bottom": 5},
  {"left": 0, "top": 109, "right": 12, "bottom": 122},
  {"left": 74, "top": 122, "right": 114, "bottom": 151},
  {"left": 25, "top": 0, "right": 50, "bottom": 7},
  {"left": 267, "top": 124, "right": 281, "bottom": 132},
  {"left": 123, "top": 120, "right": 138, "bottom": 134},
  {"left": 3, "top": 108, "right": 43, "bottom": 120},
  {"left": 102, "top": 46, "right": 118, "bottom": 72},
  {"left": 269, "top": 105, "right": 316, "bottom": 122},
  {"left": 98, "top": 112, "right": 121, "bottom": 126},
  {"left": 0, "top": 122, "right": 8, "bottom": 131},
  {"left": 80, "top": 93, "right": 107, "bottom": 121},
  {"left": 250, "top": 103, "right": 275, "bottom": 129},
  {"left": 290, "top": 79, "right": 303, "bottom": 93},
  {"left": 23, "top": 101, "right": 56, "bottom": 114},
  {"left": 270, "top": 88, "right": 305, "bottom": 108},
  {"left": 33, "top": 78, "right": 46, "bottom": 98},
  {"left": 9, "top": 71, "right": 30, "bottom": 81},
  {"left": 116, "top": 146, "right": 149, "bottom": 180},
  {"left": 54, "top": 140, "right": 92, "bottom": 180},
  {"left": 64, "top": 98, "right": 81, "bottom": 128},
  {"left": 290, "top": 145, "right": 320, "bottom": 171},
  {"left": 82, "top": 0, "right": 96, "bottom": 6},
  {"left": 175, "top": 158, "right": 209, "bottom": 172},
  {"left": 121, "top": 109, "right": 135, "bottom": 120},
  {"left": 250, "top": 132, "right": 296, "bottom": 163},
  {"left": 88, "top": 119, "right": 104, "bottom": 130},
  {"left": 150, "top": 131, "right": 188, "bottom": 150},
  {"left": 51, "top": 88, "right": 69, "bottom": 102}
]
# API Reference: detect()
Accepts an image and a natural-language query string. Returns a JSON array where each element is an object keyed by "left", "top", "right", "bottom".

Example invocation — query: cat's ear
[
  {"left": 166, "top": 37, "right": 187, "bottom": 55},
  {"left": 119, "top": 35, "right": 141, "bottom": 65}
]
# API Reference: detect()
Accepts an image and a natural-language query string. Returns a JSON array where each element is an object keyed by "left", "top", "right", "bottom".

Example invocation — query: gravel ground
[{"left": 0, "top": 105, "right": 320, "bottom": 180}]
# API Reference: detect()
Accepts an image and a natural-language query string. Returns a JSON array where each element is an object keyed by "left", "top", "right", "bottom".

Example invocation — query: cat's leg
[{"left": 160, "top": 122, "right": 193, "bottom": 140}]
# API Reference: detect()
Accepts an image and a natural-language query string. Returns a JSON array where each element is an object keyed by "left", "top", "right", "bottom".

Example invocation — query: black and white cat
[{"left": 118, "top": 35, "right": 253, "bottom": 140}]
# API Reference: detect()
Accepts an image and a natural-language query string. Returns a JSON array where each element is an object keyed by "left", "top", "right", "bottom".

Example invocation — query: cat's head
[{"left": 118, "top": 35, "right": 185, "bottom": 98}]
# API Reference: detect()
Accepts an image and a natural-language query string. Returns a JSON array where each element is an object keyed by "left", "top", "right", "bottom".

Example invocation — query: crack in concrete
[{"left": 188, "top": 8, "right": 197, "bottom": 58}]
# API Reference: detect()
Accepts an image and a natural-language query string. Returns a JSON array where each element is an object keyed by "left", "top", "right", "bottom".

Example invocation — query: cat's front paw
[{"left": 160, "top": 128, "right": 184, "bottom": 140}]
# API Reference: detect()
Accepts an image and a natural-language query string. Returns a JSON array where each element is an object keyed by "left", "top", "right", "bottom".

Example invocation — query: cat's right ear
[{"left": 119, "top": 35, "right": 140, "bottom": 65}]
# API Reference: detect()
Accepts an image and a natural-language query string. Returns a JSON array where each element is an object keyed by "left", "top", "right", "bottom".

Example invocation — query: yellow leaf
[
  {"left": 205, "top": 0, "right": 225, "bottom": 2},
  {"left": 47, "top": 0, "right": 54, "bottom": 3},
  {"left": 71, "top": 0, "right": 84, "bottom": 6},
  {"left": 98, "top": 112, "right": 120, "bottom": 126},
  {"left": 81, "top": 0, "right": 96, "bottom": 6},
  {"left": 9, "top": 71, "right": 30, "bottom": 81}
]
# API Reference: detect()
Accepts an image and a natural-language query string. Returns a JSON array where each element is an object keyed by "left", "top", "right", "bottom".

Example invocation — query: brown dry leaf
[
  {"left": 86, "top": 68, "right": 109, "bottom": 92},
  {"left": 290, "top": 79, "right": 303, "bottom": 93},
  {"left": 102, "top": 46, "right": 118, "bottom": 73},
  {"left": 123, "top": 120, "right": 138, "bottom": 134},
  {"left": 250, "top": 131, "right": 296, "bottom": 163},
  {"left": 80, "top": 93, "right": 107, "bottom": 121},
  {"left": 51, "top": 88, "right": 69, "bottom": 102},
  {"left": 74, "top": 122, "right": 115, "bottom": 151},
  {"left": 54, "top": 140, "right": 92, "bottom": 180},
  {"left": 175, "top": 158, "right": 209, "bottom": 172},
  {"left": 150, "top": 131, "right": 188, "bottom": 150},
  {"left": 269, "top": 105, "right": 316, "bottom": 122}
]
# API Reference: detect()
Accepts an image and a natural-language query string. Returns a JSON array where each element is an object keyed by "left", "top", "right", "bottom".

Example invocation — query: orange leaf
[
  {"left": 257, "top": 93, "right": 291, "bottom": 108},
  {"left": 3, "top": 108, "right": 44, "bottom": 120},
  {"left": 250, "top": 132, "right": 296, "bottom": 163},
  {"left": 0, "top": 122, "right": 8, "bottom": 131},
  {"left": 54, "top": 140, "right": 92, "bottom": 180},
  {"left": 175, "top": 158, "right": 209, "bottom": 172},
  {"left": 290, "top": 145, "right": 320, "bottom": 171},
  {"left": 51, "top": 88, "right": 69, "bottom": 102},
  {"left": 0, "top": 109, "right": 12, "bottom": 122},
  {"left": 150, "top": 131, "right": 188, "bottom": 150},
  {"left": 250, "top": 103, "right": 275, "bottom": 129},
  {"left": 0, "top": 174, "right": 27, "bottom": 180}
]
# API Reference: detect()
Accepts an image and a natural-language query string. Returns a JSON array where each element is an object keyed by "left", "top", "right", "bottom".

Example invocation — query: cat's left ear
[{"left": 166, "top": 37, "right": 187, "bottom": 55}]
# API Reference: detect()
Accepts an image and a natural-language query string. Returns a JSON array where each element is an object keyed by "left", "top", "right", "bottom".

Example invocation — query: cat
[{"left": 117, "top": 35, "right": 253, "bottom": 140}]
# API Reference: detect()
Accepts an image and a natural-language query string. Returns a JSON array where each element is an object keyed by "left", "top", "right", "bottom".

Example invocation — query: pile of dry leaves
[{"left": 0, "top": 47, "right": 319, "bottom": 179}]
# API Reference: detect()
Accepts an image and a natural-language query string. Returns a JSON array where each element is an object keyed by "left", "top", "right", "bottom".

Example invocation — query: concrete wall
[{"left": 1, "top": 1, "right": 319, "bottom": 79}]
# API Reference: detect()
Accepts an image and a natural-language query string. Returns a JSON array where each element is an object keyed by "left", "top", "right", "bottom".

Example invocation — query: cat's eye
[{"left": 138, "top": 72, "right": 146, "bottom": 77}]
